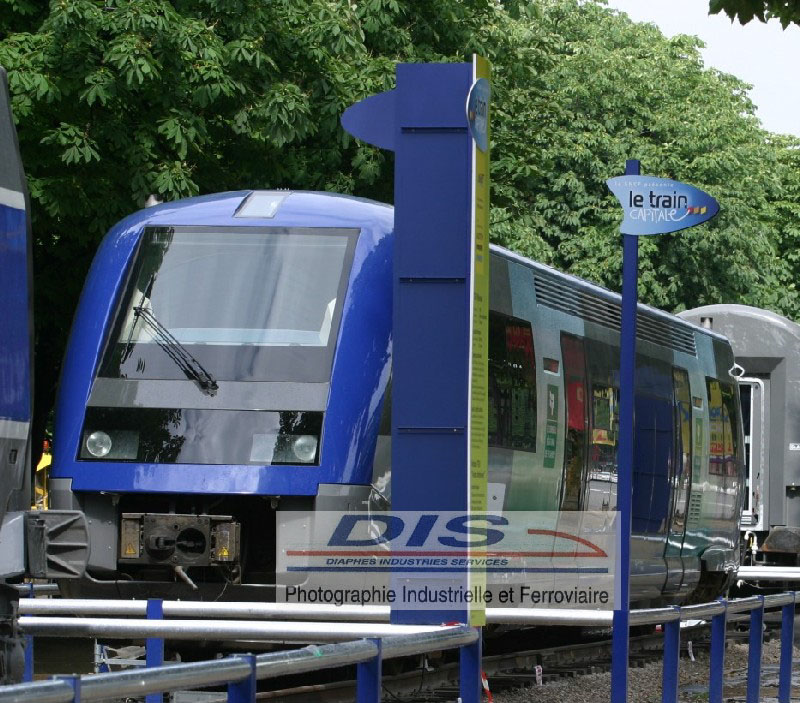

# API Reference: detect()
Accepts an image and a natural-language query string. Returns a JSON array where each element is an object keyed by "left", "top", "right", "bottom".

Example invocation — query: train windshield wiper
[{"left": 132, "top": 306, "right": 219, "bottom": 396}]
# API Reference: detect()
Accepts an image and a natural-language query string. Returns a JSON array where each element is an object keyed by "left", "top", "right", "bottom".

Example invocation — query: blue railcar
[
  {"left": 52, "top": 190, "right": 744, "bottom": 604},
  {"left": 1, "top": 66, "right": 88, "bottom": 682}
]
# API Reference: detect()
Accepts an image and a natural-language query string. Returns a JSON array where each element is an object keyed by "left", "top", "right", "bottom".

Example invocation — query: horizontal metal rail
[
  {"left": 10, "top": 593, "right": 797, "bottom": 703},
  {"left": 18, "top": 617, "right": 449, "bottom": 643},
  {"left": 20, "top": 599, "right": 389, "bottom": 621},
  {"left": 20, "top": 593, "right": 796, "bottom": 628},
  {"left": 726, "top": 595, "right": 765, "bottom": 615},
  {"left": 0, "top": 626, "right": 476, "bottom": 702},
  {"left": 679, "top": 601, "right": 727, "bottom": 620},
  {"left": 13, "top": 584, "right": 60, "bottom": 596},
  {"left": 737, "top": 565, "right": 800, "bottom": 581}
]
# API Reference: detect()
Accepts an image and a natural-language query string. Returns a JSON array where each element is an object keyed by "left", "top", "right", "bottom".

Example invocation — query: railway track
[
  {"left": 251, "top": 625, "right": 708, "bottom": 702},
  {"left": 256, "top": 615, "right": 785, "bottom": 702}
]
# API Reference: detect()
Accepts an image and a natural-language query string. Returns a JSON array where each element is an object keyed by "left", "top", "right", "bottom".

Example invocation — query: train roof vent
[{"left": 533, "top": 270, "right": 697, "bottom": 356}]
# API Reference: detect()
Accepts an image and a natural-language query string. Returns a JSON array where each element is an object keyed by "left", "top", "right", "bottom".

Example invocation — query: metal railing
[
  {"left": 8, "top": 592, "right": 799, "bottom": 703},
  {"left": 0, "top": 624, "right": 480, "bottom": 703}
]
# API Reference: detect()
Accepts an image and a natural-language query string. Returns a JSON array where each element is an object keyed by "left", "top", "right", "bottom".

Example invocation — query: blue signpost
[
  {"left": 607, "top": 162, "right": 719, "bottom": 702},
  {"left": 342, "top": 56, "right": 491, "bottom": 642}
]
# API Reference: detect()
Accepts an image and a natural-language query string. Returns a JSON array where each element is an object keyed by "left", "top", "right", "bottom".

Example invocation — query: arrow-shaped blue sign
[{"left": 607, "top": 175, "right": 719, "bottom": 236}]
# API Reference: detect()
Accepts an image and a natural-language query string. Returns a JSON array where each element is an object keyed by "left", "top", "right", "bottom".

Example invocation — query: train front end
[{"left": 51, "top": 191, "right": 393, "bottom": 599}]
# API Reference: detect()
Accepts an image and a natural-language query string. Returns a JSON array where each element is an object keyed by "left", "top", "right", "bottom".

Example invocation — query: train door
[
  {"left": 632, "top": 359, "right": 677, "bottom": 592},
  {"left": 739, "top": 377, "right": 767, "bottom": 534},
  {"left": 664, "top": 368, "right": 692, "bottom": 593}
]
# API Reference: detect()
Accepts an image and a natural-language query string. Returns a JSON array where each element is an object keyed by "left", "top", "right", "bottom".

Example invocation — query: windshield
[{"left": 99, "top": 226, "right": 357, "bottom": 383}]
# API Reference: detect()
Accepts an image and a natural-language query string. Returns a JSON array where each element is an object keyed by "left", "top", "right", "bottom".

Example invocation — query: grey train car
[{"left": 679, "top": 305, "right": 800, "bottom": 566}]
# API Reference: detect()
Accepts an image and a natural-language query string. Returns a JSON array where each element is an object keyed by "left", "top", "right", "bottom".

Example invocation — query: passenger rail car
[
  {"left": 679, "top": 305, "right": 800, "bottom": 567},
  {"left": 52, "top": 191, "right": 744, "bottom": 604}
]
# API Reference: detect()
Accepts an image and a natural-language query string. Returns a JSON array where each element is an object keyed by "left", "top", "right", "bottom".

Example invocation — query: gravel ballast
[{"left": 493, "top": 633, "right": 800, "bottom": 703}]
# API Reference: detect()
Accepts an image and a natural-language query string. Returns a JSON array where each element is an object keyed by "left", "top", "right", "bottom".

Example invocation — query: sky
[{"left": 604, "top": 0, "right": 800, "bottom": 138}]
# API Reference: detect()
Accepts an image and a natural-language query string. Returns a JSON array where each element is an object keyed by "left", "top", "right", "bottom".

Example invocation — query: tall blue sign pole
[
  {"left": 607, "top": 162, "right": 719, "bottom": 703},
  {"left": 342, "top": 57, "right": 491, "bottom": 640},
  {"left": 610, "top": 158, "right": 639, "bottom": 703}
]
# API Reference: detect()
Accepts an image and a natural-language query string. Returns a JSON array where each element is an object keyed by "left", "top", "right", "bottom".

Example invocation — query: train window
[
  {"left": 560, "top": 334, "right": 587, "bottom": 511},
  {"left": 583, "top": 340, "right": 620, "bottom": 511},
  {"left": 488, "top": 312, "right": 537, "bottom": 452},
  {"left": 739, "top": 382, "right": 752, "bottom": 512},
  {"left": 706, "top": 378, "right": 741, "bottom": 477},
  {"left": 671, "top": 368, "right": 692, "bottom": 531},
  {"left": 590, "top": 387, "right": 619, "bottom": 469},
  {"left": 706, "top": 379, "right": 724, "bottom": 475},
  {"left": 673, "top": 369, "right": 692, "bottom": 480},
  {"left": 98, "top": 226, "right": 358, "bottom": 383},
  {"left": 720, "top": 382, "right": 741, "bottom": 478},
  {"left": 543, "top": 358, "right": 560, "bottom": 374}
]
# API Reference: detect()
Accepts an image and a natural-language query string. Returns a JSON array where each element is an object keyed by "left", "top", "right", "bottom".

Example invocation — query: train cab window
[
  {"left": 98, "top": 226, "right": 358, "bottom": 383},
  {"left": 560, "top": 334, "right": 588, "bottom": 511},
  {"left": 488, "top": 312, "right": 537, "bottom": 451}
]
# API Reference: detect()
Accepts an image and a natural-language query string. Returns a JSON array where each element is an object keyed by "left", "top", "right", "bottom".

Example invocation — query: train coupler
[{"left": 119, "top": 513, "right": 241, "bottom": 567}]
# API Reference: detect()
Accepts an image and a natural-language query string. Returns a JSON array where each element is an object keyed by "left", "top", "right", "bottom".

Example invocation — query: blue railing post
[
  {"left": 778, "top": 593, "right": 795, "bottom": 703},
  {"left": 23, "top": 634, "right": 34, "bottom": 682},
  {"left": 56, "top": 674, "right": 81, "bottom": 702},
  {"left": 227, "top": 654, "right": 256, "bottom": 703},
  {"left": 661, "top": 607, "right": 681, "bottom": 703},
  {"left": 746, "top": 595, "right": 764, "bottom": 703},
  {"left": 709, "top": 598, "right": 727, "bottom": 703},
  {"left": 356, "top": 638, "right": 381, "bottom": 703},
  {"left": 459, "top": 627, "right": 482, "bottom": 703},
  {"left": 23, "top": 582, "right": 34, "bottom": 681},
  {"left": 145, "top": 598, "right": 164, "bottom": 703}
]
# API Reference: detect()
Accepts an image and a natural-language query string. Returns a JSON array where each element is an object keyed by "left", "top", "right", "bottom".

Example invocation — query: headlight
[
  {"left": 86, "top": 431, "right": 112, "bottom": 458},
  {"left": 250, "top": 432, "right": 320, "bottom": 464},
  {"left": 81, "top": 429, "right": 140, "bottom": 460},
  {"left": 292, "top": 435, "right": 318, "bottom": 463}
]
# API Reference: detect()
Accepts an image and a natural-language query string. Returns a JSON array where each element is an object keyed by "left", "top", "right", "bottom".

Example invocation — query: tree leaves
[
  {"left": 709, "top": 0, "right": 800, "bottom": 28},
  {"left": 3, "top": 0, "right": 800, "bottom": 463}
]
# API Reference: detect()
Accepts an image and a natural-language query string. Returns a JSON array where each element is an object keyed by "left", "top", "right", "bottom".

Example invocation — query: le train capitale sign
[{"left": 607, "top": 175, "right": 719, "bottom": 236}]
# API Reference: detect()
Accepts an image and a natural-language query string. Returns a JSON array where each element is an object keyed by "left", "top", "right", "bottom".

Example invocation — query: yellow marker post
[{"left": 467, "top": 54, "right": 491, "bottom": 627}]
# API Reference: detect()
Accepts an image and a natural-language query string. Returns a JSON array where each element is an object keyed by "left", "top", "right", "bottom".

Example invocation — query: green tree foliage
[
  {"left": 487, "top": 1, "right": 800, "bottom": 318},
  {"left": 1, "top": 0, "right": 799, "bottom": 457},
  {"left": 709, "top": 0, "right": 800, "bottom": 28},
  {"left": 0, "top": 0, "right": 499, "bottom": 454}
]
